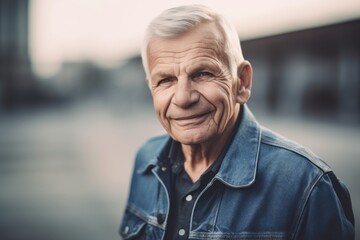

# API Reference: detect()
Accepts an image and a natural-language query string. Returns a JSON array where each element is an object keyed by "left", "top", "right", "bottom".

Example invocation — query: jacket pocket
[{"left": 119, "top": 209, "right": 147, "bottom": 240}]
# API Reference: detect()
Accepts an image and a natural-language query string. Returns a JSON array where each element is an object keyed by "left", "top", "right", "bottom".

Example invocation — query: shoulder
[
  {"left": 256, "top": 126, "right": 355, "bottom": 232},
  {"left": 259, "top": 126, "right": 332, "bottom": 174}
]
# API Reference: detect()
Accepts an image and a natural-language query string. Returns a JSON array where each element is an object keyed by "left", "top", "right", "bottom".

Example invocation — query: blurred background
[{"left": 0, "top": 0, "right": 359, "bottom": 239}]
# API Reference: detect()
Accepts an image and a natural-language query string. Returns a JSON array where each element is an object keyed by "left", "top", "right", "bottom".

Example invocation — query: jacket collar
[
  {"left": 215, "top": 105, "right": 260, "bottom": 187},
  {"left": 138, "top": 105, "right": 261, "bottom": 188}
]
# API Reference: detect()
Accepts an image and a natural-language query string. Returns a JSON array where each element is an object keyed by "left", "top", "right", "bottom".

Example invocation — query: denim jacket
[{"left": 119, "top": 105, "right": 354, "bottom": 240}]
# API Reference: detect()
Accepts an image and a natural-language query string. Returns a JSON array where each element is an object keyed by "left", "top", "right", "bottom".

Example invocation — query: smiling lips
[{"left": 170, "top": 111, "right": 212, "bottom": 126}]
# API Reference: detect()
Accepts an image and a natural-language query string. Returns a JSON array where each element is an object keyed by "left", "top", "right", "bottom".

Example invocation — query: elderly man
[{"left": 119, "top": 4, "right": 354, "bottom": 240}]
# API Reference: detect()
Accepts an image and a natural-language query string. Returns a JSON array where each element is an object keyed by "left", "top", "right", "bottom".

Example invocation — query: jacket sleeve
[{"left": 292, "top": 172, "right": 355, "bottom": 240}]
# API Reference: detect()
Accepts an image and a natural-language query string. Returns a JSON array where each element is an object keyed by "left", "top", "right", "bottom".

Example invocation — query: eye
[
  {"left": 191, "top": 71, "right": 214, "bottom": 80},
  {"left": 157, "top": 76, "right": 176, "bottom": 86}
]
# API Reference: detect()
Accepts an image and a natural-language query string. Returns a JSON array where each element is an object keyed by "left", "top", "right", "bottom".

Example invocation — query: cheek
[
  {"left": 203, "top": 82, "right": 234, "bottom": 107},
  {"left": 202, "top": 83, "right": 235, "bottom": 127},
  {"left": 152, "top": 92, "right": 171, "bottom": 121},
  {"left": 153, "top": 98, "right": 165, "bottom": 118}
]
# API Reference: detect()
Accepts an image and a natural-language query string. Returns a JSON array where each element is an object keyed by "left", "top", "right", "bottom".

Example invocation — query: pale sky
[{"left": 29, "top": 0, "right": 360, "bottom": 77}]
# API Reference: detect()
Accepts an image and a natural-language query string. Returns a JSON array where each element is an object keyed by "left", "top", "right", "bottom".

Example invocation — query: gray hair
[{"left": 141, "top": 4, "right": 244, "bottom": 78}]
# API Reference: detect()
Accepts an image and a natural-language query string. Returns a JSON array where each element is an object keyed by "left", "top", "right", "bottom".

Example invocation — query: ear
[{"left": 235, "top": 60, "right": 253, "bottom": 104}]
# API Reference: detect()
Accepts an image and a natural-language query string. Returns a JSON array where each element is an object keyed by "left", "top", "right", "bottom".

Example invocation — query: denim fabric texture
[{"left": 119, "top": 105, "right": 354, "bottom": 240}]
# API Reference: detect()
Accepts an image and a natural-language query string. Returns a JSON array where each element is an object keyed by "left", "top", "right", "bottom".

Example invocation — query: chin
[{"left": 173, "top": 131, "right": 213, "bottom": 145}]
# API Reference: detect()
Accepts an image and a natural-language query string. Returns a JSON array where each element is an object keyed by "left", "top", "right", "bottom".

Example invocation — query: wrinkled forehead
[{"left": 147, "top": 22, "right": 229, "bottom": 71}]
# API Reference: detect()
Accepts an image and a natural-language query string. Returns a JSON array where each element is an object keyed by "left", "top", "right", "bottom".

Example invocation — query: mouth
[
  {"left": 170, "top": 111, "right": 213, "bottom": 125},
  {"left": 174, "top": 112, "right": 209, "bottom": 120}
]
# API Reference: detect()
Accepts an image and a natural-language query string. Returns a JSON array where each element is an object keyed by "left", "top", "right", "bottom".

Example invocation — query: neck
[{"left": 181, "top": 106, "right": 240, "bottom": 182}]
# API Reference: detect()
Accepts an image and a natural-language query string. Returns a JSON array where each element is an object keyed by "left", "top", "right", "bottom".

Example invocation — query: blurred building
[
  {"left": 243, "top": 19, "right": 360, "bottom": 122},
  {"left": 0, "top": 0, "right": 359, "bottom": 122},
  {"left": 117, "top": 19, "right": 360, "bottom": 122},
  {"left": 0, "top": 0, "right": 40, "bottom": 111}
]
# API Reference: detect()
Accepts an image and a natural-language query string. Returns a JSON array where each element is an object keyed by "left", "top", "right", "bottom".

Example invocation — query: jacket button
[
  {"left": 157, "top": 214, "right": 165, "bottom": 224},
  {"left": 124, "top": 226, "right": 129, "bottom": 234}
]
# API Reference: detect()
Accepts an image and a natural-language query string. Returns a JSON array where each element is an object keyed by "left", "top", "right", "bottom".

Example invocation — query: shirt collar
[{"left": 169, "top": 140, "right": 224, "bottom": 178}]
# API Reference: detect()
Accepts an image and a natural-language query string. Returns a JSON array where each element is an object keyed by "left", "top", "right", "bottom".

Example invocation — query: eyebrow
[
  {"left": 151, "top": 71, "right": 174, "bottom": 80},
  {"left": 151, "top": 60, "right": 219, "bottom": 79},
  {"left": 187, "top": 61, "right": 217, "bottom": 73}
]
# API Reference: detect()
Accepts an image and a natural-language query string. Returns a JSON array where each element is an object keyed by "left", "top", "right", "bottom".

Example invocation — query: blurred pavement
[{"left": 0, "top": 101, "right": 359, "bottom": 239}]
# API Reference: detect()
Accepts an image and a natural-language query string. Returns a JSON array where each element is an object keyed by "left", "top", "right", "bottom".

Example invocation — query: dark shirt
[{"left": 164, "top": 141, "right": 223, "bottom": 239}]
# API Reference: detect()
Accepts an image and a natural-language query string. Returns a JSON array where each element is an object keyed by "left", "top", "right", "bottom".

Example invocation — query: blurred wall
[{"left": 243, "top": 20, "right": 360, "bottom": 122}]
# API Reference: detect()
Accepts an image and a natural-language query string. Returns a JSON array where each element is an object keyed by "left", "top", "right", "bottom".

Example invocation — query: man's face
[{"left": 147, "top": 22, "right": 239, "bottom": 145}]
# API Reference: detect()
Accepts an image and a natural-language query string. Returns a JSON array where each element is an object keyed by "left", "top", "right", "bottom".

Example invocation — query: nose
[{"left": 172, "top": 78, "right": 200, "bottom": 108}]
